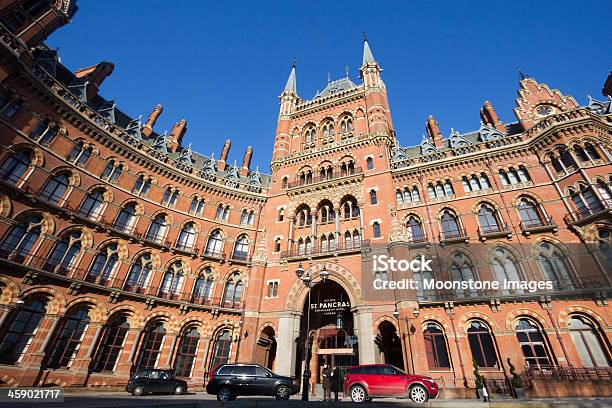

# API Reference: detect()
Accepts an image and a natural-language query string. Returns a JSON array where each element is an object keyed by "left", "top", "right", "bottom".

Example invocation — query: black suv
[
  {"left": 126, "top": 369, "right": 187, "bottom": 396},
  {"left": 206, "top": 363, "right": 299, "bottom": 401}
]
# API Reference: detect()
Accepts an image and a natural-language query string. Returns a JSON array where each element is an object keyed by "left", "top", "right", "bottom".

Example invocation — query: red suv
[{"left": 343, "top": 364, "right": 438, "bottom": 403}]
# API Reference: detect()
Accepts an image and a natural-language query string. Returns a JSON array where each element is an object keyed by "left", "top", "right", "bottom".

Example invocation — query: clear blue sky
[{"left": 47, "top": 1, "right": 611, "bottom": 172}]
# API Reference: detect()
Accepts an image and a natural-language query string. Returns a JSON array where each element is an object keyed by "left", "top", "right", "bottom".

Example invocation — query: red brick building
[{"left": 0, "top": 0, "right": 610, "bottom": 398}]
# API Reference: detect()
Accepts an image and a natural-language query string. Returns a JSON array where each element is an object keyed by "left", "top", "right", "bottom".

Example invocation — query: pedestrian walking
[
  {"left": 321, "top": 363, "right": 332, "bottom": 401},
  {"left": 331, "top": 366, "right": 341, "bottom": 401}
]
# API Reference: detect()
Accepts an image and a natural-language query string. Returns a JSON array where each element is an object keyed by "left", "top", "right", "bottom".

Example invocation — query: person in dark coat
[
  {"left": 321, "top": 363, "right": 332, "bottom": 401},
  {"left": 331, "top": 366, "right": 341, "bottom": 401}
]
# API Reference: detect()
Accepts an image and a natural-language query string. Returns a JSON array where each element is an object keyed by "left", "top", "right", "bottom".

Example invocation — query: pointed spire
[
  {"left": 362, "top": 33, "right": 376, "bottom": 65},
  {"left": 283, "top": 59, "right": 297, "bottom": 94}
]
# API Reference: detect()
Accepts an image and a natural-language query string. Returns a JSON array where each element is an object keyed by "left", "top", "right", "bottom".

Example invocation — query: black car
[
  {"left": 206, "top": 363, "right": 299, "bottom": 401},
  {"left": 126, "top": 369, "right": 187, "bottom": 396}
]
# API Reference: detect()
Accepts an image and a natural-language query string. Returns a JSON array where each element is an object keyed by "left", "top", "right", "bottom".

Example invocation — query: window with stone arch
[
  {"left": 223, "top": 272, "right": 243, "bottom": 308},
  {"left": 341, "top": 196, "right": 359, "bottom": 219},
  {"left": 67, "top": 140, "right": 93, "bottom": 166},
  {"left": 40, "top": 172, "right": 71, "bottom": 205},
  {"left": 132, "top": 174, "right": 152, "bottom": 196},
  {"left": 47, "top": 307, "right": 91, "bottom": 369},
  {"left": 440, "top": 209, "right": 462, "bottom": 239},
  {"left": 209, "top": 329, "right": 233, "bottom": 370},
  {"left": 423, "top": 322, "right": 451, "bottom": 369},
  {"left": 145, "top": 213, "right": 168, "bottom": 243},
  {"left": 568, "top": 315, "right": 611, "bottom": 367},
  {"left": 124, "top": 252, "right": 154, "bottom": 292},
  {"left": 0, "top": 150, "right": 32, "bottom": 185},
  {"left": 192, "top": 267, "right": 214, "bottom": 304},
  {"left": 595, "top": 179, "right": 612, "bottom": 202},
  {"left": 318, "top": 200, "right": 335, "bottom": 223},
  {"left": 232, "top": 235, "right": 249, "bottom": 261},
  {"left": 406, "top": 215, "right": 425, "bottom": 242},
  {"left": 412, "top": 255, "right": 433, "bottom": 300},
  {"left": 176, "top": 222, "right": 197, "bottom": 251},
  {"left": 114, "top": 202, "right": 138, "bottom": 233},
  {"left": 78, "top": 188, "right": 107, "bottom": 221},
  {"left": 101, "top": 159, "right": 123, "bottom": 182},
  {"left": 517, "top": 196, "right": 547, "bottom": 227},
  {"left": 295, "top": 204, "right": 312, "bottom": 227},
  {"left": 491, "top": 247, "right": 523, "bottom": 294},
  {"left": 467, "top": 320, "right": 500, "bottom": 369},
  {"left": 46, "top": 230, "right": 84, "bottom": 274},
  {"left": 87, "top": 243, "right": 119, "bottom": 285},
  {"left": 159, "top": 260, "right": 186, "bottom": 299},
  {"left": 537, "top": 241, "right": 574, "bottom": 289},
  {"left": 174, "top": 326, "right": 201, "bottom": 378},
  {"left": 303, "top": 125, "right": 316, "bottom": 149},
  {"left": 340, "top": 114, "right": 354, "bottom": 134},
  {"left": 0, "top": 213, "right": 43, "bottom": 261},
  {"left": 477, "top": 203, "right": 503, "bottom": 233},
  {"left": 321, "top": 120, "right": 334, "bottom": 144},
  {"left": 137, "top": 320, "right": 166, "bottom": 370},
  {"left": 515, "top": 318, "right": 554, "bottom": 369},
  {"left": 449, "top": 252, "right": 477, "bottom": 298},
  {"left": 568, "top": 183, "right": 601, "bottom": 215},
  {"left": 92, "top": 315, "right": 130, "bottom": 373},
  {"left": 0, "top": 298, "right": 46, "bottom": 364},
  {"left": 29, "top": 118, "right": 58, "bottom": 144},
  {"left": 205, "top": 229, "right": 224, "bottom": 257},
  {"left": 189, "top": 196, "right": 206, "bottom": 215}
]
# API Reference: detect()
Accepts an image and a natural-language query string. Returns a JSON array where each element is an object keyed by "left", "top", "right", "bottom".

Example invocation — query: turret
[
  {"left": 360, "top": 36, "right": 392, "bottom": 135},
  {"left": 273, "top": 63, "right": 298, "bottom": 161}
]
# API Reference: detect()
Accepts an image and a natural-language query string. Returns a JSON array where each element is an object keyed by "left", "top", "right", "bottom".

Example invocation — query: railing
[
  {"left": 478, "top": 223, "right": 511, "bottom": 239},
  {"left": 287, "top": 166, "right": 363, "bottom": 189},
  {"left": 229, "top": 252, "right": 250, "bottom": 263},
  {"left": 281, "top": 240, "right": 370, "bottom": 259},
  {"left": 521, "top": 365, "right": 612, "bottom": 390},
  {"left": 172, "top": 242, "right": 199, "bottom": 256},
  {"left": 439, "top": 227, "right": 468, "bottom": 243},
  {"left": 519, "top": 215, "right": 557, "bottom": 232},
  {"left": 0, "top": 252, "right": 242, "bottom": 310},
  {"left": 565, "top": 199, "right": 612, "bottom": 224}
]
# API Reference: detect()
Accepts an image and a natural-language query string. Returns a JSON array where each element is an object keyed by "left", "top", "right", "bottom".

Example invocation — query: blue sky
[{"left": 48, "top": 1, "right": 611, "bottom": 172}]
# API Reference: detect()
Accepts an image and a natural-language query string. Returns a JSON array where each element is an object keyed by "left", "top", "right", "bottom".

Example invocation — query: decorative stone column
[
  {"left": 353, "top": 306, "right": 376, "bottom": 364},
  {"left": 276, "top": 311, "right": 301, "bottom": 376}
]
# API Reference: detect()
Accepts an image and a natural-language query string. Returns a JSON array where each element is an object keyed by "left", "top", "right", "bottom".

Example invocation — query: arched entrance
[
  {"left": 376, "top": 321, "right": 405, "bottom": 370},
  {"left": 295, "top": 280, "right": 359, "bottom": 391},
  {"left": 254, "top": 326, "right": 277, "bottom": 370}
]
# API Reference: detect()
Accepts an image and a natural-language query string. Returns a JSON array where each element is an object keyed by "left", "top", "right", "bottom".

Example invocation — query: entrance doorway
[
  {"left": 296, "top": 280, "right": 358, "bottom": 388},
  {"left": 376, "top": 320, "right": 405, "bottom": 370},
  {"left": 254, "top": 326, "right": 276, "bottom": 371}
]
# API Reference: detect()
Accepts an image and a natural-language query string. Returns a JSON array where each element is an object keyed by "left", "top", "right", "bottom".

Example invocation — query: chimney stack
[
  {"left": 218, "top": 139, "right": 231, "bottom": 171},
  {"left": 169, "top": 119, "right": 187, "bottom": 152},
  {"left": 240, "top": 146, "right": 253, "bottom": 177},
  {"left": 425, "top": 115, "right": 445, "bottom": 148},
  {"left": 142, "top": 104, "right": 163, "bottom": 138},
  {"left": 74, "top": 61, "right": 115, "bottom": 101},
  {"left": 480, "top": 100, "right": 506, "bottom": 132}
]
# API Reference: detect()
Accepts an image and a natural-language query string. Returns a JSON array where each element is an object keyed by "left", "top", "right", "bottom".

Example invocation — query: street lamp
[{"left": 295, "top": 263, "right": 328, "bottom": 401}]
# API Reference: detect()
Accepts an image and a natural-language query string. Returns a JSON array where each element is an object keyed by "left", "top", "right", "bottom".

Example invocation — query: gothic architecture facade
[{"left": 0, "top": 0, "right": 610, "bottom": 398}]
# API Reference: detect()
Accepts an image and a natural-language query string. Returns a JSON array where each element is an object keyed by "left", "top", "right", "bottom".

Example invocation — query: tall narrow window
[
  {"left": 146, "top": 214, "right": 167, "bottom": 243},
  {"left": 209, "top": 330, "right": 232, "bottom": 370},
  {"left": 132, "top": 175, "right": 151, "bottom": 196},
  {"left": 159, "top": 261, "right": 184, "bottom": 299},
  {"left": 537, "top": 242, "right": 574, "bottom": 289},
  {"left": 78, "top": 189, "right": 106, "bottom": 220},
  {"left": 568, "top": 316, "right": 610, "bottom": 367},
  {"left": 92, "top": 316, "right": 129, "bottom": 372},
  {"left": 88, "top": 243, "right": 119, "bottom": 284},
  {"left": 467, "top": 321, "right": 499, "bottom": 369},
  {"left": 518, "top": 198, "right": 545, "bottom": 227},
  {"left": 47, "top": 231, "right": 82, "bottom": 274},
  {"left": 370, "top": 190, "right": 378, "bottom": 205},
  {"left": 176, "top": 223, "right": 197, "bottom": 251},
  {"left": 223, "top": 273, "right": 243, "bottom": 308},
  {"left": 406, "top": 216, "right": 424, "bottom": 242},
  {"left": 0, "top": 151, "right": 31, "bottom": 184},
  {"left": 441, "top": 210, "right": 461, "bottom": 239},
  {"left": 491, "top": 248, "right": 522, "bottom": 294},
  {"left": 423, "top": 323, "right": 451, "bottom": 369},
  {"left": 192, "top": 269, "right": 214, "bottom": 304},
  {"left": 478, "top": 205, "right": 500, "bottom": 233},
  {"left": 0, "top": 300, "right": 45, "bottom": 364},
  {"left": 515, "top": 319, "right": 553, "bottom": 368},
  {"left": 137, "top": 322, "right": 166, "bottom": 370},
  {"left": 124, "top": 254, "right": 153, "bottom": 291},
  {"left": 232, "top": 235, "right": 249, "bottom": 260},
  {"left": 0, "top": 214, "right": 42, "bottom": 259},
  {"left": 450, "top": 253, "right": 477, "bottom": 298},
  {"left": 372, "top": 222, "right": 381, "bottom": 238},
  {"left": 174, "top": 327, "right": 200, "bottom": 377},
  {"left": 205, "top": 230, "right": 224, "bottom": 257},
  {"left": 367, "top": 157, "right": 374, "bottom": 170},
  {"left": 47, "top": 308, "right": 90, "bottom": 369},
  {"left": 40, "top": 174, "right": 69, "bottom": 205},
  {"left": 114, "top": 204, "right": 137, "bottom": 232}
]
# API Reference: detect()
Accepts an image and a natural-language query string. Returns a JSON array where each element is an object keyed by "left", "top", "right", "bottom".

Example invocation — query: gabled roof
[{"left": 314, "top": 77, "right": 358, "bottom": 99}]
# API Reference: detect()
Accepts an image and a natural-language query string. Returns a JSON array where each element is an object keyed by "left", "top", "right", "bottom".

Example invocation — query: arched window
[
  {"left": 344, "top": 231, "right": 352, "bottom": 249},
  {"left": 92, "top": 316, "right": 129, "bottom": 372},
  {"left": 67, "top": 141, "right": 92, "bottom": 165},
  {"left": 47, "top": 230, "right": 82, "bottom": 274},
  {"left": 88, "top": 243, "right": 119, "bottom": 284},
  {"left": 281, "top": 176, "right": 288, "bottom": 189},
  {"left": 515, "top": 319, "right": 553, "bottom": 368},
  {"left": 450, "top": 253, "right": 477, "bottom": 298},
  {"left": 205, "top": 230, "right": 224, "bottom": 257},
  {"left": 366, "top": 157, "right": 374, "bottom": 170},
  {"left": 413, "top": 264, "right": 433, "bottom": 301},
  {"left": 232, "top": 235, "right": 249, "bottom": 260},
  {"left": 137, "top": 321, "right": 166, "bottom": 369},
  {"left": 145, "top": 214, "right": 167, "bottom": 243},
  {"left": 491, "top": 247, "right": 522, "bottom": 294},
  {"left": 240, "top": 210, "right": 248, "bottom": 225},
  {"left": 0, "top": 214, "right": 42, "bottom": 259},
  {"left": 537, "top": 242, "right": 574, "bottom": 289},
  {"left": 192, "top": 268, "right": 214, "bottom": 304},
  {"left": 568, "top": 316, "right": 610, "bottom": 367},
  {"left": 0, "top": 151, "right": 31, "bottom": 184},
  {"left": 423, "top": 323, "right": 451, "bottom": 369},
  {"left": 559, "top": 149, "right": 576, "bottom": 169},
  {"left": 78, "top": 189, "right": 106, "bottom": 220},
  {"left": 373, "top": 222, "right": 381, "bottom": 238},
  {"left": 40, "top": 173, "right": 69, "bottom": 205},
  {"left": 570, "top": 185, "right": 601, "bottom": 215},
  {"left": 321, "top": 121, "right": 334, "bottom": 143},
  {"left": 396, "top": 190, "right": 404, "bottom": 204},
  {"left": 174, "top": 327, "right": 200, "bottom": 377},
  {"left": 352, "top": 230, "right": 361, "bottom": 248},
  {"left": 124, "top": 253, "right": 153, "bottom": 292},
  {"left": 159, "top": 261, "right": 185, "bottom": 299},
  {"left": 0, "top": 299, "right": 45, "bottom": 364},
  {"left": 47, "top": 308, "right": 90, "bottom": 369},
  {"left": 441, "top": 210, "right": 461, "bottom": 239},
  {"left": 305, "top": 236, "right": 312, "bottom": 254},
  {"left": 114, "top": 203, "right": 137, "bottom": 232},
  {"left": 340, "top": 116, "right": 353, "bottom": 133},
  {"left": 30, "top": 120, "right": 58, "bottom": 144},
  {"left": 596, "top": 181, "right": 612, "bottom": 202},
  {"left": 101, "top": 160, "right": 122, "bottom": 182},
  {"left": 161, "top": 188, "right": 172, "bottom": 205},
  {"left": 467, "top": 321, "right": 499, "bottom": 369},
  {"left": 584, "top": 143, "right": 601, "bottom": 160},
  {"left": 370, "top": 190, "right": 378, "bottom": 205},
  {"left": 189, "top": 197, "right": 205, "bottom": 215},
  {"left": 406, "top": 216, "right": 424, "bottom": 242},
  {"left": 176, "top": 223, "right": 197, "bottom": 251},
  {"left": 132, "top": 175, "right": 151, "bottom": 196},
  {"left": 210, "top": 330, "right": 232, "bottom": 369},
  {"left": 518, "top": 197, "right": 545, "bottom": 227},
  {"left": 223, "top": 273, "right": 243, "bottom": 308},
  {"left": 478, "top": 204, "right": 501, "bottom": 233},
  {"left": 297, "top": 237, "right": 305, "bottom": 255}
]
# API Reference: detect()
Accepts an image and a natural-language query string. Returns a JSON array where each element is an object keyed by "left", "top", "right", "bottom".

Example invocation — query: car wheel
[
  {"left": 275, "top": 385, "right": 290, "bottom": 401},
  {"left": 131, "top": 386, "right": 144, "bottom": 396},
  {"left": 409, "top": 384, "right": 429, "bottom": 404},
  {"left": 173, "top": 385, "right": 184, "bottom": 395},
  {"left": 350, "top": 385, "right": 367, "bottom": 403},
  {"left": 217, "top": 387, "right": 232, "bottom": 401}
]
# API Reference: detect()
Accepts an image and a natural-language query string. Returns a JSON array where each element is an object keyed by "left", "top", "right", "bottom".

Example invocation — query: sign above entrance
[{"left": 310, "top": 298, "right": 350, "bottom": 314}]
